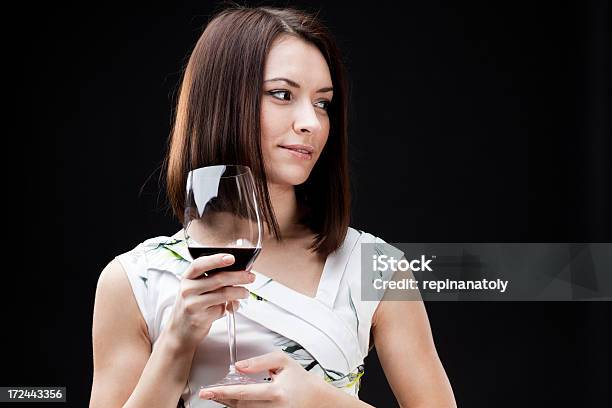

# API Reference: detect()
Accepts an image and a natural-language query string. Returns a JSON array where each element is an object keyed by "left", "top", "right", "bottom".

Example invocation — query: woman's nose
[{"left": 293, "top": 99, "right": 322, "bottom": 135}]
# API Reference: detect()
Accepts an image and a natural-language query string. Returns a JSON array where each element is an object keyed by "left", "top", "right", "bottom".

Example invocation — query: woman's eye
[
  {"left": 315, "top": 100, "right": 331, "bottom": 111},
  {"left": 269, "top": 90, "right": 291, "bottom": 101}
]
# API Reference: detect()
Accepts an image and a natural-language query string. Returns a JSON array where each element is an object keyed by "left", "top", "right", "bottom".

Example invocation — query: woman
[{"left": 91, "top": 5, "right": 456, "bottom": 408}]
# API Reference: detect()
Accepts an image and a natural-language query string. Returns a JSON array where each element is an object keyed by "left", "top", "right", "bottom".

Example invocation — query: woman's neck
[{"left": 265, "top": 183, "right": 303, "bottom": 240}]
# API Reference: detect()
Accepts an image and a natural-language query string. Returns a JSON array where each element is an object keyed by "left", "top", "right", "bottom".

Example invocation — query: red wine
[{"left": 188, "top": 246, "right": 261, "bottom": 273}]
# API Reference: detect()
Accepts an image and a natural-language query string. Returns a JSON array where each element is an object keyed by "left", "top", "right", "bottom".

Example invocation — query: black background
[{"left": 3, "top": 0, "right": 610, "bottom": 407}]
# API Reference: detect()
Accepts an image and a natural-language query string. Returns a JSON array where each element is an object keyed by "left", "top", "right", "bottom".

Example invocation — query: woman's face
[{"left": 260, "top": 35, "right": 334, "bottom": 187}]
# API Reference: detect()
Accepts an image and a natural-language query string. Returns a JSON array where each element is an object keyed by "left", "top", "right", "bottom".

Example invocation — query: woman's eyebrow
[{"left": 264, "top": 77, "right": 333, "bottom": 93}]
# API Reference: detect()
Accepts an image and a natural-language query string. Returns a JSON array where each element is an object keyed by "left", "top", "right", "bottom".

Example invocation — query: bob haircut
[{"left": 164, "top": 5, "right": 350, "bottom": 258}]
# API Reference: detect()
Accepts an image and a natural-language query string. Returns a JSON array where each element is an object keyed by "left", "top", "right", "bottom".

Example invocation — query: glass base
[{"left": 202, "top": 370, "right": 269, "bottom": 387}]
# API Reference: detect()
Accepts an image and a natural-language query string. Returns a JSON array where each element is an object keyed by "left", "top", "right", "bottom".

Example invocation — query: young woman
[{"left": 90, "top": 6, "right": 456, "bottom": 408}]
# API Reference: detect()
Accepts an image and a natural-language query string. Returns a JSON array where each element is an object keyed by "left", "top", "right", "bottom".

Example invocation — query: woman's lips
[{"left": 279, "top": 145, "right": 313, "bottom": 160}]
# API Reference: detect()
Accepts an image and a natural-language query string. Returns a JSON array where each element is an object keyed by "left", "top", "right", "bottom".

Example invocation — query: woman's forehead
[{"left": 264, "top": 36, "right": 332, "bottom": 88}]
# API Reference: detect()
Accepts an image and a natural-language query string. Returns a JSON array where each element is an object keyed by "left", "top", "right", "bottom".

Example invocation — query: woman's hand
[
  {"left": 199, "top": 350, "right": 325, "bottom": 407},
  {"left": 164, "top": 253, "right": 255, "bottom": 352}
]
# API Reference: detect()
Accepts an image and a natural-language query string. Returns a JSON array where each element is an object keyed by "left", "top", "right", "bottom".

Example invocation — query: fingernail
[
  {"left": 200, "top": 391, "right": 215, "bottom": 399},
  {"left": 235, "top": 360, "right": 248, "bottom": 368},
  {"left": 248, "top": 272, "right": 256, "bottom": 282},
  {"left": 222, "top": 254, "right": 234, "bottom": 264}
]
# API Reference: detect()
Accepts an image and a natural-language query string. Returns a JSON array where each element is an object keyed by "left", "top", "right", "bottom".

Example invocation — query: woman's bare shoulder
[
  {"left": 97, "top": 258, "right": 128, "bottom": 288},
  {"left": 94, "top": 259, "right": 150, "bottom": 340},
  {"left": 96, "top": 259, "right": 137, "bottom": 314}
]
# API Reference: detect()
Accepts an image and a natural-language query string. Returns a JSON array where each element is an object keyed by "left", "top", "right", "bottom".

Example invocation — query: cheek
[
  {"left": 320, "top": 118, "right": 330, "bottom": 147},
  {"left": 259, "top": 103, "right": 286, "bottom": 172},
  {"left": 260, "top": 102, "right": 289, "bottom": 139}
]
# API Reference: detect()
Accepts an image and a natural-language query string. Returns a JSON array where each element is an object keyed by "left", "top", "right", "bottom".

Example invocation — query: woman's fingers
[
  {"left": 201, "top": 286, "right": 250, "bottom": 307},
  {"left": 200, "top": 383, "right": 276, "bottom": 401},
  {"left": 202, "top": 270, "right": 254, "bottom": 292},
  {"left": 180, "top": 270, "right": 254, "bottom": 298},
  {"left": 234, "top": 350, "right": 291, "bottom": 373},
  {"left": 183, "top": 287, "right": 249, "bottom": 314},
  {"left": 183, "top": 253, "right": 235, "bottom": 279},
  {"left": 226, "top": 300, "right": 241, "bottom": 313}
]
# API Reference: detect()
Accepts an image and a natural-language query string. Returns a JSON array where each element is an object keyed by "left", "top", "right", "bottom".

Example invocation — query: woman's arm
[
  {"left": 90, "top": 259, "right": 196, "bottom": 408},
  {"left": 371, "top": 298, "right": 456, "bottom": 408}
]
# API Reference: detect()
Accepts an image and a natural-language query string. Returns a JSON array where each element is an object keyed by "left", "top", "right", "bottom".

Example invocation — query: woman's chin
[{"left": 269, "top": 168, "right": 311, "bottom": 187}]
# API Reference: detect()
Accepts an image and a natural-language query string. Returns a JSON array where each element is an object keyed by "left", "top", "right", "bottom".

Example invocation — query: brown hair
[{"left": 163, "top": 5, "right": 350, "bottom": 257}]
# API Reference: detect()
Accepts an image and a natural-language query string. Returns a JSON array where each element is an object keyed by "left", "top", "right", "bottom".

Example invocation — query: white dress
[{"left": 115, "top": 227, "right": 403, "bottom": 407}]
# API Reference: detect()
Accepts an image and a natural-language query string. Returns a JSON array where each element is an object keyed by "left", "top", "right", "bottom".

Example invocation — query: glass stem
[{"left": 227, "top": 303, "right": 237, "bottom": 374}]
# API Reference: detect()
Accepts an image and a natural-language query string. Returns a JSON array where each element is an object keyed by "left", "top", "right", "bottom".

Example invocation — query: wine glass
[{"left": 183, "top": 165, "right": 264, "bottom": 386}]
